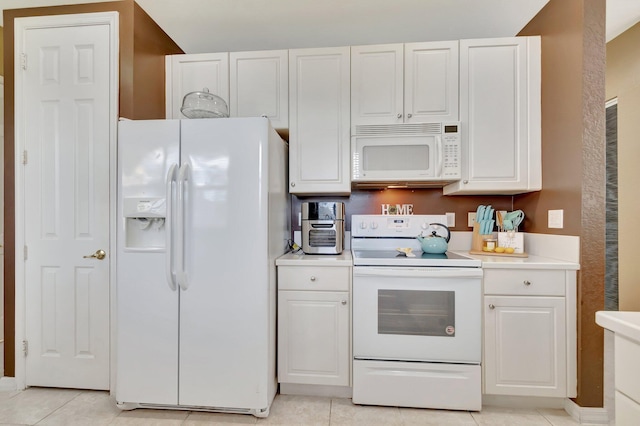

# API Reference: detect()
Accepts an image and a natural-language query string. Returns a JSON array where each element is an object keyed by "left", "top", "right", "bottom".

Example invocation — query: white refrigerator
[{"left": 115, "top": 117, "right": 289, "bottom": 417}]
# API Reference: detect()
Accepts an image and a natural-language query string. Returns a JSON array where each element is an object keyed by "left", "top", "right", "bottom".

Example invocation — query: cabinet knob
[
  {"left": 397, "top": 113, "right": 402, "bottom": 119},
  {"left": 310, "top": 276, "right": 316, "bottom": 282},
  {"left": 489, "top": 304, "right": 495, "bottom": 310},
  {"left": 341, "top": 300, "right": 347, "bottom": 305},
  {"left": 463, "top": 180, "right": 469, "bottom": 184},
  {"left": 407, "top": 113, "right": 412, "bottom": 118},
  {"left": 290, "top": 182, "right": 295, "bottom": 187},
  {"left": 523, "top": 280, "right": 531, "bottom": 286}
]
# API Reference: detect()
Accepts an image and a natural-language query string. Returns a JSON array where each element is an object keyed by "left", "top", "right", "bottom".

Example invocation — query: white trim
[
  {"left": 280, "top": 383, "right": 353, "bottom": 398},
  {"left": 482, "top": 394, "right": 566, "bottom": 409},
  {"left": 605, "top": 97, "right": 618, "bottom": 108},
  {"left": 564, "top": 398, "right": 610, "bottom": 424},
  {"left": 14, "top": 11, "right": 119, "bottom": 392}
]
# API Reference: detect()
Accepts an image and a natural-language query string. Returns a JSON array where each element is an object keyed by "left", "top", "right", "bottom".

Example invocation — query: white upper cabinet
[
  {"left": 444, "top": 36, "right": 541, "bottom": 195},
  {"left": 351, "top": 41, "right": 459, "bottom": 127},
  {"left": 165, "top": 53, "right": 230, "bottom": 119},
  {"left": 288, "top": 47, "right": 351, "bottom": 195},
  {"left": 230, "top": 50, "right": 288, "bottom": 129}
]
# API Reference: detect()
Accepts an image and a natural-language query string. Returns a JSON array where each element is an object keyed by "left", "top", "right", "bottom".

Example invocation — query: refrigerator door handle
[
  {"left": 176, "top": 162, "right": 190, "bottom": 291},
  {"left": 165, "top": 163, "right": 178, "bottom": 291}
]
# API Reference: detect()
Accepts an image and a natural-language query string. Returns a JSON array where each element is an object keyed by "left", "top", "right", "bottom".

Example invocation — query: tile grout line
[{"left": 33, "top": 389, "right": 85, "bottom": 425}]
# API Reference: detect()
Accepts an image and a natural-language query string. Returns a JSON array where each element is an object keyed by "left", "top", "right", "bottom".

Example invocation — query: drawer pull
[
  {"left": 523, "top": 280, "right": 531, "bottom": 286},
  {"left": 489, "top": 304, "right": 495, "bottom": 310},
  {"left": 341, "top": 300, "right": 347, "bottom": 305},
  {"left": 310, "top": 276, "right": 316, "bottom": 282}
]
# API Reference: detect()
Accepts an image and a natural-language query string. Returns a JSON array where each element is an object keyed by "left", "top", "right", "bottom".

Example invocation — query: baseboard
[
  {"left": 279, "top": 383, "right": 352, "bottom": 398},
  {"left": 482, "top": 394, "right": 566, "bottom": 409},
  {"left": 0, "top": 376, "right": 17, "bottom": 392},
  {"left": 564, "top": 399, "right": 610, "bottom": 425}
]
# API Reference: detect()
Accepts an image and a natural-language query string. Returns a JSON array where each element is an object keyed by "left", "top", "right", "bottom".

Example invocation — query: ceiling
[{"left": 0, "top": 0, "right": 637, "bottom": 53}]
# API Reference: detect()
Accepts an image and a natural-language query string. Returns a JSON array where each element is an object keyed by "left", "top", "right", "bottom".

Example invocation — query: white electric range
[{"left": 351, "top": 215, "right": 483, "bottom": 411}]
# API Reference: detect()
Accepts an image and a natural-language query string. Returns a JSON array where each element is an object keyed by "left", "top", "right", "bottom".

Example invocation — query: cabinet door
[
  {"left": 289, "top": 47, "right": 351, "bottom": 195},
  {"left": 230, "top": 50, "right": 288, "bottom": 129},
  {"left": 444, "top": 36, "right": 541, "bottom": 195},
  {"left": 278, "top": 291, "right": 350, "bottom": 386},
  {"left": 166, "top": 53, "right": 229, "bottom": 119},
  {"left": 484, "top": 295, "right": 566, "bottom": 397},
  {"left": 351, "top": 44, "right": 403, "bottom": 126},
  {"left": 405, "top": 41, "right": 459, "bottom": 123}
]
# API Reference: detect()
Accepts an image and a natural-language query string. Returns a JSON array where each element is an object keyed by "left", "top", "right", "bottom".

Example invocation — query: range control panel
[{"left": 352, "top": 214, "right": 448, "bottom": 238}]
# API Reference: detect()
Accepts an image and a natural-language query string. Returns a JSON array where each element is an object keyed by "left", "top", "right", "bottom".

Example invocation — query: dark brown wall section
[
  {"left": 518, "top": 0, "right": 606, "bottom": 407},
  {"left": 3, "top": 0, "right": 182, "bottom": 377},
  {"left": 292, "top": 190, "right": 515, "bottom": 232}
]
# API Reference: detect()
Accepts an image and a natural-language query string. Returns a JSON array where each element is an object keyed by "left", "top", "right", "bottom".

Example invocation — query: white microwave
[{"left": 351, "top": 122, "right": 461, "bottom": 187}]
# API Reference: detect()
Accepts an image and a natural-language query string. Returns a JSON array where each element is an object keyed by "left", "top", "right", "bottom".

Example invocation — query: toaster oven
[{"left": 301, "top": 202, "right": 345, "bottom": 255}]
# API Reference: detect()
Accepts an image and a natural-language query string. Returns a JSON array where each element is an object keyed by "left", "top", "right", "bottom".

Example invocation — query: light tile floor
[{"left": 0, "top": 387, "right": 582, "bottom": 425}]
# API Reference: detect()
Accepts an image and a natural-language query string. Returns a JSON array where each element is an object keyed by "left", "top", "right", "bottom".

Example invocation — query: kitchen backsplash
[{"left": 291, "top": 188, "right": 516, "bottom": 232}]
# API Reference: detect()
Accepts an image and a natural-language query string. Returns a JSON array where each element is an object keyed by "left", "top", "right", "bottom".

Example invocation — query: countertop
[
  {"left": 596, "top": 311, "right": 640, "bottom": 344},
  {"left": 276, "top": 251, "right": 352, "bottom": 267},
  {"left": 277, "top": 250, "right": 578, "bottom": 270},
  {"left": 460, "top": 251, "right": 580, "bottom": 270}
]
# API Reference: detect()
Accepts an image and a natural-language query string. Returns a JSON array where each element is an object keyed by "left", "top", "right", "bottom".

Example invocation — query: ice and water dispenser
[{"left": 123, "top": 197, "right": 166, "bottom": 249}]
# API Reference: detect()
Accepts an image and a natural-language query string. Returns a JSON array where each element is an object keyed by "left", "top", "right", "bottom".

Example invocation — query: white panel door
[
  {"left": 230, "top": 50, "right": 288, "bottom": 129},
  {"left": 350, "top": 44, "right": 403, "bottom": 126},
  {"left": 444, "top": 36, "right": 541, "bottom": 195},
  {"left": 405, "top": 41, "right": 459, "bottom": 123},
  {"left": 484, "top": 296, "right": 566, "bottom": 397},
  {"left": 289, "top": 47, "right": 351, "bottom": 195},
  {"left": 278, "top": 290, "right": 350, "bottom": 386},
  {"left": 22, "top": 24, "right": 112, "bottom": 389},
  {"left": 167, "top": 53, "right": 229, "bottom": 119}
]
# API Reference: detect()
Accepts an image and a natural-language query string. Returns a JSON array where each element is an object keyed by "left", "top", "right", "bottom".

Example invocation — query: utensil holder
[{"left": 471, "top": 223, "right": 485, "bottom": 252}]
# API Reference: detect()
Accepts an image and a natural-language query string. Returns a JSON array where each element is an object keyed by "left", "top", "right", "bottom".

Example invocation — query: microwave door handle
[{"left": 436, "top": 135, "right": 443, "bottom": 177}]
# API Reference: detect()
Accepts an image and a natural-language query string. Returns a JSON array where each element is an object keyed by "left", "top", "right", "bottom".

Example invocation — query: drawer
[
  {"left": 278, "top": 266, "right": 350, "bottom": 291},
  {"left": 484, "top": 269, "right": 565, "bottom": 296}
]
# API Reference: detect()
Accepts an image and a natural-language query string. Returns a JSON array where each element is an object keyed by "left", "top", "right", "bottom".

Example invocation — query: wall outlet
[
  {"left": 446, "top": 212, "right": 455, "bottom": 227},
  {"left": 468, "top": 212, "right": 476, "bottom": 227},
  {"left": 548, "top": 209, "right": 564, "bottom": 228}
]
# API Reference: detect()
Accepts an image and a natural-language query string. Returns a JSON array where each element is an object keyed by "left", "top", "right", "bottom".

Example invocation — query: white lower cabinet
[
  {"left": 483, "top": 269, "right": 577, "bottom": 398},
  {"left": 277, "top": 265, "right": 351, "bottom": 387}
]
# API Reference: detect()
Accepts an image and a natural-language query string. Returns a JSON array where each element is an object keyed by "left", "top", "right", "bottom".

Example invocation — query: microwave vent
[{"left": 354, "top": 122, "right": 442, "bottom": 136}]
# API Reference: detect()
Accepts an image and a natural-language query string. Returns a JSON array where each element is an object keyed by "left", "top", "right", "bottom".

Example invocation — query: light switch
[
  {"left": 446, "top": 212, "right": 455, "bottom": 227},
  {"left": 548, "top": 209, "right": 564, "bottom": 228}
]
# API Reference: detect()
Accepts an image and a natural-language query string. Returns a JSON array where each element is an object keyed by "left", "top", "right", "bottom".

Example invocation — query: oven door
[{"left": 353, "top": 267, "right": 482, "bottom": 364}]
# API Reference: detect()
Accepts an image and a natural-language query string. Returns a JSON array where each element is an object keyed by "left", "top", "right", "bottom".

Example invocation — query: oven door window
[{"left": 378, "top": 290, "right": 455, "bottom": 337}]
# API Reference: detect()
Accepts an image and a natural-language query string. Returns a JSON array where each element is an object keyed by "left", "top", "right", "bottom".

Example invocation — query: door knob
[{"left": 83, "top": 249, "right": 106, "bottom": 260}]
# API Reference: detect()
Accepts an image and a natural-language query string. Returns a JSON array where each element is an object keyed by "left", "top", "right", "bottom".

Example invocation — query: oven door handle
[{"left": 353, "top": 267, "right": 483, "bottom": 279}]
